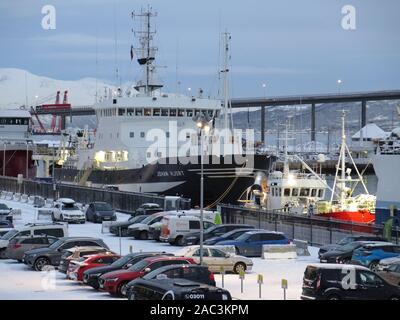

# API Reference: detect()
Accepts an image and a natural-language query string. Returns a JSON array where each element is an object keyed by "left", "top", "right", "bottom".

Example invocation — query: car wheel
[
  {"left": 118, "top": 282, "right": 129, "bottom": 297},
  {"left": 0, "top": 249, "right": 7, "bottom": 259},
  {"left": 326, "top": 294, "right": 341, "bottom": 301},
  {"left": 175, "top": 236, "right": 184, "bottom": 246},
  {"left": 369, "top": 261, "right": 379, "bottom": 272},
  {"left": 139, "top": 231, "right": 148, "bottom": 240},
  {"left": 34, "top": 257, "right": 50, "bottom": 271},
  {"left": 233, "top": 262, "right": 247, "bottom": 274}
]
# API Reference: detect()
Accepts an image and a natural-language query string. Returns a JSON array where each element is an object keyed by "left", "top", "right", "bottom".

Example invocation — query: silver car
[
  {"left": 6, "top": 236, "right": 58, "bottom": 261},
  {"left": 182, "top": 246, "right": 253, "bottom": 274}
]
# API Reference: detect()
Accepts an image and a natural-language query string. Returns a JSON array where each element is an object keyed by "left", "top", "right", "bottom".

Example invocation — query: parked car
[
  {"left": 183, "top": 224, "right": 255, "bottom": 246},
  {"left": 377, "top": 256, "right": 400, "bottom": 270},
  {"left": 0, "top": 223, "right": 68, "bottom": 259},
  {"left": 58, "top": 246, "right": 113, "bottom": 274},
  {"left": 51, "top": 198, "right": 86, "bottom": 223},
  {"left": 23, "top": 237, "right": 109, "bottom": 271},
  {"left": 133, "top": 203, "right": 163, "bottom": 217},
  {"left": 128, "top": 278, "right": 232, "bottom": 300},
  {"left": 83, "top": 252, "right": 174, "bottom": 290},
  {"left": 301, "top": 263, "right": 400, "bottom": 300},
  {"left": 377, "top": 263, "right": 400, "bottom": 287},
  {"left": 318, "top": 235, "right": 388, "bottom": 258},
  {"left": 67, "top": 253, "right": 121, "bottom": 281},
  {"left": 180, "top": 246, "right": 253, "bottom": 274},
  {"left": 351, "top": 243, "right": 400, "bottom": 271},
  {"left": 126, "top": 264, "right": 216, "bottom": 299},
  {"left": 5, "top": 235, "right": 59, "bottom": 261},
  {"left": 319, "top": 241, "right": 388, "bottom": 264},
  {"left": 0, "top": 220, "right": 13, "bottom": 229},
  {"left": 203, "top": 227, "right": 257, "bottom": 245},
  {"left": 109, "top": 215, "right": 147, "bottom": 237},
  {"left": 0, "top": 203, "right": 13, "bottom": 222},
  {"left": 0, "top": 228, "right": 13, "bottom": 237},
  {"left": 217, "top": 230, "right": 290, "bottom": 257},
  {"left": 160, "top": 215, "right": 215, "bottom": 246},
  {"left": 99, "top": 256, "right": 195, "bottom": 296},
  {"left": 85, "top": 202, "right": 116, "bottom": 223}
]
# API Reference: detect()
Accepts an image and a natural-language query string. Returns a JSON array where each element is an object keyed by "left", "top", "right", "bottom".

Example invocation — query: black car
[
  {"left": 109, "top": 215, "right": 147, "bottom": 237},
  {"left": 85, "top": 202, "right": 116, "bottom": 223},
  {"left": 183, "top": 224, "right": 254, "bottom": 246},
  {"left": 320, "top": 241, "right": 386, "bottom": 264},
  {"left": 82, "top": 251, "right": 174, "bottom": 289},
  {"left": 301, "top": 264, "right": 400, "bottom": 300},
  {"left": 23, "top": 237, "right": 109, "bottom": 271},
  {"left": 0, "top": 203, "right": 13, "bottom": 223},
  {"left": 128, "top": 278, "right": 232, "bottom": 300},
  {"left": 132, "top": 203, "right": 163, "bottom": 217},
  {"left": 318, "top": 235, "right": 388, "bottom": 258},
  {"left": 126, "top": 264, "right": 216, "bottom": 299}
]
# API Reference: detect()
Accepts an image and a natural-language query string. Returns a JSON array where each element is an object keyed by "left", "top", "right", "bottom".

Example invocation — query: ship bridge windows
[
  {"left": 118, "top": 108, "right": 126, "bottom": 116},
  {"left": 161, "top": 109, "right": 169, "bottom": 116},
  {"left": 311, "top": 189, "right": 317, "bottom": 197},
  {"left": 178, "top": 109, "right": 185, "bottom": 117},
  {"left": 292, "top": 188, "right": 299, "bottom": 197},
  {"left": 144, "top": 108, "right": 152, "bottom": 116},
  {"left": 135, "top": 108, "right": 143, "bottom": 116},
  {"left": 127, "top": 108, "right": 135, "bottom": 116},
  {"left": 284, "top": 188, "right": 291, "bottom": 197},
  {"left": 153, "top": 108, "right": 160, "bottom": 116},
  {"left": 170, "top": 109, "right": 177, "bottom": 117},
  {"left": 318, "top": 189, "right": 324, "bottom": 198},
  {"left": 186, "top": 109, "right": 194, "bottom": 117},
  {"left": 300, "top": 188, "right": 310, "bottom": 197},
  {"left": 130, "top": 132, "right": 134, "bottom": 138}
]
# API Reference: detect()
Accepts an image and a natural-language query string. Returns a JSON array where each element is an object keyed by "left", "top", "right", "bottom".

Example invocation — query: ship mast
[
  {"left": 221, "top": 31, "right": 231, "bottom": 131},
  {"left": 132, "top": 7, "right": 163, "bottom": 96}
]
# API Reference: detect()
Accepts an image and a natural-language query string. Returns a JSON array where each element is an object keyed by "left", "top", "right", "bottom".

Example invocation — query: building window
[
  {"left": 161, "top": 109, "right": 169, "bottom": 116},
  {"left": 141, "top": 132, "right": 145, "bottom": 138},
  {"left": 153, "top": 108, "right": 160, "bottom": 116},
  {"left": 144, "top": 108, "right": 152, "bottom": 116},
  {"left": 170, "top": 109, "right": 177, "bottom": 117},
  {"left": 178, "top": 109, "right": 185, "bottom": 117},
  {"left": 135, "top": 108, "right": 143, "bottom": 116},
  {"left": 186, "top": 109, "right": 194, "bottom": 117},
  {"left": 127, "top": 108, "right": 134, "bottom": 116},
  {"left": 130, "top": 132, "right": 134, "bottom": 138},
  {"left": 166, "top": 132, "right": 170, "bottom": 138}
]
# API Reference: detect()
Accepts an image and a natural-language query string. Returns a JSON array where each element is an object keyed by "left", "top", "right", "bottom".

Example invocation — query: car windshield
[
  {"left": 48, "top": 239, "right": 64, "bottom": 249},
  {"left": 234, "top": 233, "right": 252, "bottom": 241},
  {"left": 141, "top": 215, "right": 159, "bottom": 224},
  {"left": 1, "top": 229, "right": 18, "bottom": 240},
  {"left": 204, "top": 225, "right": 219, "bottom": 234},
  {"left": 0, "top": 204, "right": 9, "bottom": 210},
  {"left": 62, "top": 203, "right": 80, "bottom": 211},
  {"left": 128, "top": 215, "right": 147, "bottom": 223},
  {"left": 128, "top": 259, "right": 149, "bottom": 272},
  {"left": 340, "top": 242, "right": 363, "bottom": 251},
  {"left": 111, "top": 255, "right": 134, "bottom": 267},
  {"left": 94, "top": 203, "right": 113, "bottom": 211},
  {"left": 337, "top": 237, "right": 354, "bottom": 245}
]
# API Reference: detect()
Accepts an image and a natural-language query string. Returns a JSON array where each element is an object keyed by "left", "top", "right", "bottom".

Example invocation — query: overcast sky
[{"left": 0, "top": 0, "right": 399, "bottom": 98}]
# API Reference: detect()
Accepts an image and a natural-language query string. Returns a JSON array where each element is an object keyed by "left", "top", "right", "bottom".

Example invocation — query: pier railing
[
  {"left": 218, "top": 204, "right": 399, "bottom": 247},
  {"left": 0, "top": 176, "right": 166, "bottom": 214}
]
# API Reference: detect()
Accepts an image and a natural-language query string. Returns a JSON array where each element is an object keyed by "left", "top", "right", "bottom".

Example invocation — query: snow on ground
[{"left": 0, "top": 199, "right": 320, "bottom": 300}]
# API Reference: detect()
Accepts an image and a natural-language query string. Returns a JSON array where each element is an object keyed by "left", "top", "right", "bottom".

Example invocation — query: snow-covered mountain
[{"left": 0, "top": 68, "right": 114, "bottom": 108}]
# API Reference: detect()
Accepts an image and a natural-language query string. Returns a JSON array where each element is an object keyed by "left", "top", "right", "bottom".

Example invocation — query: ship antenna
[
  {"left": 132, "top": 6, "right": 162, "bottom": 96},
  {"left": 221, "top": 31, "right": 231, "bottom": 131}
]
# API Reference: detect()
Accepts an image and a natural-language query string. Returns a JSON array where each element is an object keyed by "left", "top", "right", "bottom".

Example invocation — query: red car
[
  {"left": 67, "top": 253, "right": 121, "bottom": 281},
  {"left": 99, "top": 256, "right": 196, "bottom": 296}
]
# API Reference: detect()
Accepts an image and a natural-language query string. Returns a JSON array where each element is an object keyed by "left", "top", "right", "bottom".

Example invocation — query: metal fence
[
  {"left": 218, "top": 204, "right": 399, "bottom": 247},
  {"left": 0, "top": 176, "right": 166, "bottom": 214}
]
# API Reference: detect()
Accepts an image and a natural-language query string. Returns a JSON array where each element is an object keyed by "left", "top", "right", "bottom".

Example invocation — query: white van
[
  {"left": 160, "top": 215, "right": 215, "bottom": 246},
  {"left": 52, "top": 198, "right": 86, "bottom": 223},
  {"left": 0, "top": 222, "right": 68, "bottom": 258}
]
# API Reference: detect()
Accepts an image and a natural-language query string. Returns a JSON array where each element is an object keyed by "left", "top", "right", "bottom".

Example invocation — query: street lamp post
[{"left": 193, "top": 112, "right": 211, "bottom": 265}]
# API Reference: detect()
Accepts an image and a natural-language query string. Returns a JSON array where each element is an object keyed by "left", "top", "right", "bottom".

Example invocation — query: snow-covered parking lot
[{"left": 0, "top": 199, "right": 320, "bottom": 300}]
